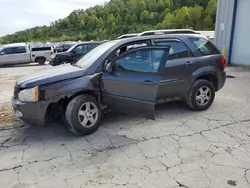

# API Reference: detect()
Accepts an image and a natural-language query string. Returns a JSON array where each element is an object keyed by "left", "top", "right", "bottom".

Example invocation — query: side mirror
[
  {"left": 105, "top": 60, "right": 113, "bottom": 73},
  {"left": 0, "top": 52, "right": 5, "bottom": 55}
]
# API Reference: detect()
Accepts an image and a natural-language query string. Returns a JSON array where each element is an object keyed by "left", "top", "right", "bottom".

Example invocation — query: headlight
[{"left": 18, "top": 86, "right": 39, "bottom": 102}]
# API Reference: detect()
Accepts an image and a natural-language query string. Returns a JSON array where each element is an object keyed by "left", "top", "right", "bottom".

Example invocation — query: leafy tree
[
  {"left": 188, "top": 6, "right": 203, "bottom": 30},
  {"left": 157, "top": 13, "right": 175, "bottom": 29},
  {"left": 0, "top": 0, "right": 217, "bottom": 43},
  {"left": 140, "top": 10, "right": 150, "bottom": 23},
  {"left": 206, "top": 0, "right": 217, "bottom": 27},
  {"left": 206, "top": 0, "right": 217, "bottom": 15},
  {"left": 175, "top": 7, "right": 190, "bottom": 28}
]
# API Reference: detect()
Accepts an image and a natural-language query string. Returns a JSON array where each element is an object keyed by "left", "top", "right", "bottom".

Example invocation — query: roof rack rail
[
  {"left": 117, "top": 33, "right": 139, "bottom": 39},
  {"left": 138, "top": 29, "right": 197, "bottom": 36}
]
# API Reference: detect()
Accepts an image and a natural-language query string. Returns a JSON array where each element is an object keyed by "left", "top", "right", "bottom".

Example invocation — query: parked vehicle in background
[
  {"left": 117, "top": 33, "right": 139, "bottom": 39},
  {"left": 49, "top": 41, "right": 102, "bottom": 66},
  {"left": 12, "top": 33, "right": 226, "bottom": 135},
  {"left": 54, "top": 43, "right": 75, "bottom": 53},
  {"left": 0, "top": 43, "right": 53, "bottom": 66}
]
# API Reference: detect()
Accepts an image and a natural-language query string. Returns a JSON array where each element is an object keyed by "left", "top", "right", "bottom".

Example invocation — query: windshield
[
  {"left": 0, "top": 48, "right": 2, "bottom": 52},
  {"left": 75, "top": 41, "right": 119, "bottom": 69}
]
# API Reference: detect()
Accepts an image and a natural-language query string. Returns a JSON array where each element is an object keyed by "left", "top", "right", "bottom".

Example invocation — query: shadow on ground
[{"left": 8, "top": 101, "right": 196, "bottom": 144}]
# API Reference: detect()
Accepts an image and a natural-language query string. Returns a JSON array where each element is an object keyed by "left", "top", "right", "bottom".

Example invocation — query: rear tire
[
  {"left": 38, "top": 57, "right": 46, "bottom": 65},
  {"left": 65, "top": 95, "right": 102, "bottom": 135},
  {"left": 187, "top": 79, "right": 215, "bottom": 111}
]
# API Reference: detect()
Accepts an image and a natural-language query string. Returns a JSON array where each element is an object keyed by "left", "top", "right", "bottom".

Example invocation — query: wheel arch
[
  {"left": 43, "top": 74, "right": 102, "bottom": 121},
  {"left": 35, "top": 56, "right": 46, "bottom": 62},
  {"left": 45, "top": 90, "right": 100, "bottom": 122},
  {"left": 191, "top": 66, "right": 218, "bottom": 91}
]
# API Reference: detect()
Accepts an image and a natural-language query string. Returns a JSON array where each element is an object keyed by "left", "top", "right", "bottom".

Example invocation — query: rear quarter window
[
  {"left": 31, "top": 47, "right": 51, "bottom": 51},
  {"left": 189, "top": 38, "right": 220, "bottom": 56}
]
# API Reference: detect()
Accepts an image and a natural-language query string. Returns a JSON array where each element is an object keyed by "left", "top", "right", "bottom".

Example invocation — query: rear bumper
[
  {"left": 217, "top": 71, "right": 226, "bottom": 91},
  {"left": 11, "top": 97, "right": 49, "bottom": 126}
]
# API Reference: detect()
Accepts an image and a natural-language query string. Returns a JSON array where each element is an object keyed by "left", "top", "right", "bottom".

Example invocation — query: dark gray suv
[{"left": 12, "top": 34, "right": 226, "bottom": 135}]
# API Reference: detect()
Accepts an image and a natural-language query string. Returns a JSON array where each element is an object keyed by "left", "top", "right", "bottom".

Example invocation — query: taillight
[{"left": 220, "top": 57, "right": 226, "bottom": 70}]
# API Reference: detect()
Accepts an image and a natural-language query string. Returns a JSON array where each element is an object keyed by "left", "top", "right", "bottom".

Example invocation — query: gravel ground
[{"left": 0, "top": 65, "right": 250, "bottom": 188}]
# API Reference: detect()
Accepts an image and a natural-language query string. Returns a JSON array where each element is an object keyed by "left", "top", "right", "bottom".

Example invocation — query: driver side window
[{"left": 114, "top": 49, "right": 165, "bottom": 73}]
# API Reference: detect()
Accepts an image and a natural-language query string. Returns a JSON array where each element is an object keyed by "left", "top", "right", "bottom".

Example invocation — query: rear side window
[
  {"left": 154, "top": 40, "right": 190, "bottom": 60},
  {"left": 189, "top": 38, "right": 220, "bottom": 56},
  {"left": 31, "top": 47, "right": 50, "bottom": 52},
  {"left": 14, "top": 47, "right": 26, "bottom": 53}
]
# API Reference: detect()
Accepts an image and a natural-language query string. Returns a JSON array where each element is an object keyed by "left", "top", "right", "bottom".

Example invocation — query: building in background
[{"left": 215, "top": 0, "right": 250, "bottom": 65}]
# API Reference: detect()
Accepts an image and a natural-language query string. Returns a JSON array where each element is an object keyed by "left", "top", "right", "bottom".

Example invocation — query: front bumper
[{"left": 11, "top": 97, "right": 50, "bottom": 126}]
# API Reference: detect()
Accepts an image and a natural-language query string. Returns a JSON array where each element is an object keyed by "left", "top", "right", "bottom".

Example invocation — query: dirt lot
[{"left": 1, "top": 65, "right": 250, "bottom": 188}]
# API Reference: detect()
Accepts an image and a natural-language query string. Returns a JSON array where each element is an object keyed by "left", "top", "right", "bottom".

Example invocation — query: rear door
[
  {"left": 152, "top": 39, "right": 196, "bottom": 98},
  {"left": 101, "top": 46, "right": 169, "bottom": 119}
]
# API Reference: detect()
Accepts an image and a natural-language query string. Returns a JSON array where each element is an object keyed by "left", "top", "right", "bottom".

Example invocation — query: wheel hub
[
  {"left": 196, "top": 86, "right": 211, "bottom": 106},
  {"left": 78, "top": 102, "right": 98, "bottom": 128}
]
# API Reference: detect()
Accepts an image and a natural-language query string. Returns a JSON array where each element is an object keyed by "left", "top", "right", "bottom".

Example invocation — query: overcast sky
[{"left": 0, "top": 0, "right": 107, "bottom": 37}]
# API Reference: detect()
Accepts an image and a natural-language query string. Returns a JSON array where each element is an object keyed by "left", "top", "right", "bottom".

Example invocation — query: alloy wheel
[
  {"left": 78, "top": 102, "right": 98, "bottom": 128},
  {"left": 195, "top": 86, "right": 211, "bottom": 106}
]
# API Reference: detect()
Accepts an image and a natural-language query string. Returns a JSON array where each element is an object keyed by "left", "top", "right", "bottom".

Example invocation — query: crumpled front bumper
[{"left": 11, "top": 97, "right": 50, "bottom": 126}]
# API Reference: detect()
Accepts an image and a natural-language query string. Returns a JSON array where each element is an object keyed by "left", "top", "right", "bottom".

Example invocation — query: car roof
[
  {"left": 3, "top": 43, "right": 27, "bottom": 48},
  {"left": 116, "top": 33, "right": 207, "bottom": 44}
]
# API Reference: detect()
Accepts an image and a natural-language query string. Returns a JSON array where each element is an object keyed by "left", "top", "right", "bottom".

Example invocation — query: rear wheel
[
  {"left": 65, "top": 95, "right": 102, "bottom": 135},
  {"left": 38, "top": 57, "right": 46, "bottom": 65},
  {"left": 187, "top": 79, "right": 215, "bottom": 111}
]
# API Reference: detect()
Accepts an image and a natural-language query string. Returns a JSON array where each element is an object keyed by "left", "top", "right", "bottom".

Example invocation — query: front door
[
  {"left": 12, "top": 47, "right": 30, "bottom": 64},
  {"left": 0, "top": 47, "right": 14, "bottom": 65},
  {"left": 101, "top": 46, "right": 169, "bottom": 119}
]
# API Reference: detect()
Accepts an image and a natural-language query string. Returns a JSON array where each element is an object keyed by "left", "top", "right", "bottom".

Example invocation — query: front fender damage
[{"left": 41, "top": 73, "right": 102, "bottom": 102}]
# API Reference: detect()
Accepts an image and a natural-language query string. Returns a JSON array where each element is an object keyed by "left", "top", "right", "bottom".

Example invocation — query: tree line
[{"left": 0, "top": 0, "right": 217, "bottom": 44}]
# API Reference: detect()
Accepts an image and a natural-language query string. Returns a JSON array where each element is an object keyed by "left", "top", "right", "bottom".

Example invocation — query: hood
[{"left": 17, "top": 64, "right": 85, "bottom": 88}]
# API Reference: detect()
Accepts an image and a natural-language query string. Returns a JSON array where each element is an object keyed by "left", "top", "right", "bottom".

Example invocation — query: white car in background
[{"left": 0, "top": 43, "right": 53, "bottom": 66}]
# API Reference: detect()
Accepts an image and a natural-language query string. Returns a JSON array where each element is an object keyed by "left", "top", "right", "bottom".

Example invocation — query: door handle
[
  {"left": 141, "top": 80, "right": 156, "bottom": 86},
  {"left": 186, "top": 61, "right": 194, "bottom": 66}
]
